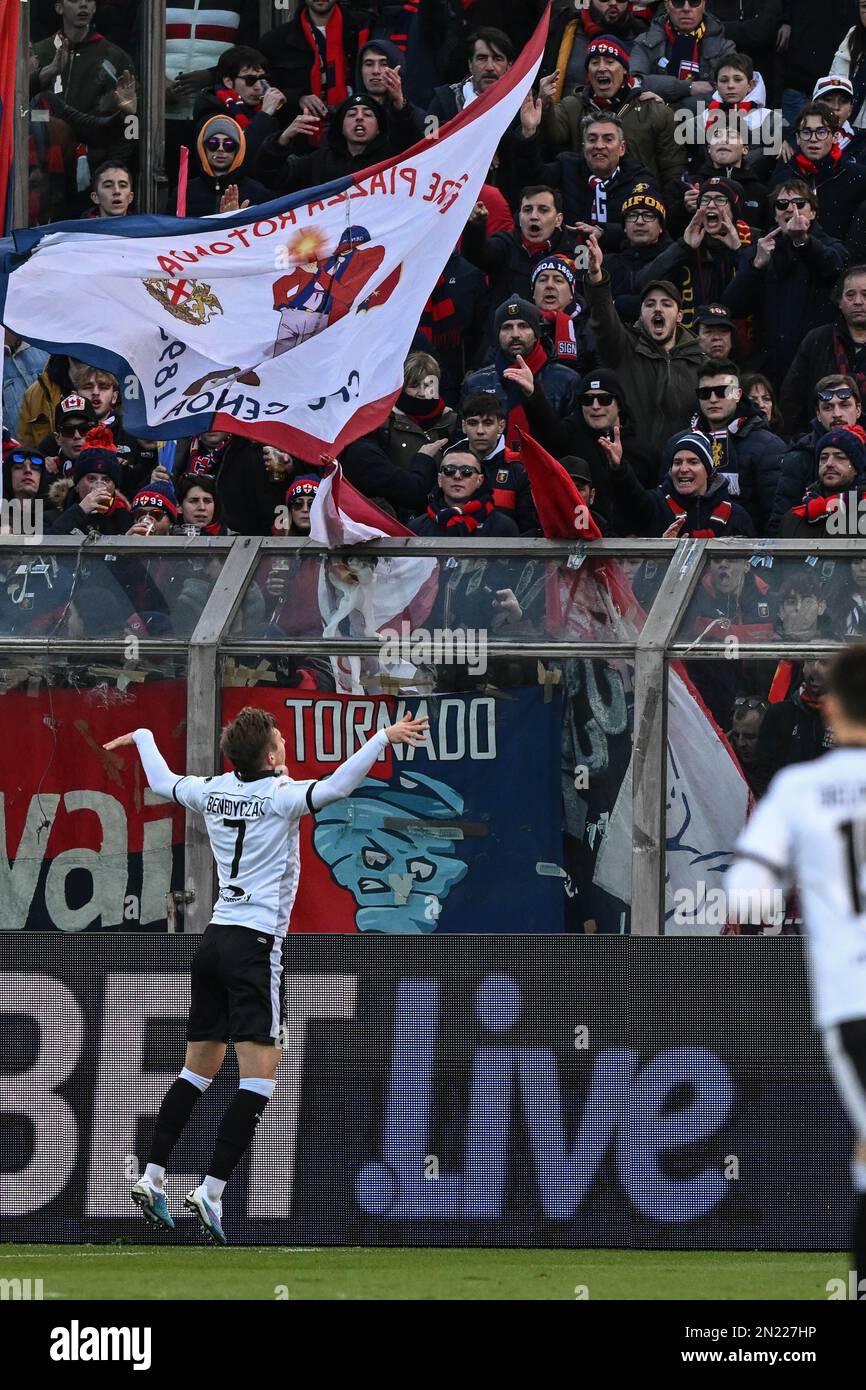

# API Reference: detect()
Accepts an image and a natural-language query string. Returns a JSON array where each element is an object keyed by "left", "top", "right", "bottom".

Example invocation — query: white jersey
[
  {"left": 173, "top": 769, "right": 316, "bottom": 937},
  {"left": 733, "top": 748, "right": 866, "bottom": 1027}
]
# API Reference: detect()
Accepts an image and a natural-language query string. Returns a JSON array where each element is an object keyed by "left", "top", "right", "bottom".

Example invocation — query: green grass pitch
[{"left": 0, "top": 1246, "right": 850, "bottom": 1300}]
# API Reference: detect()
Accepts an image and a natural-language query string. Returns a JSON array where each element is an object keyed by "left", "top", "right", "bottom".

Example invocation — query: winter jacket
[
  {"left": 255, "top": 94, "right": 419, "bottom": 194},
  {"left": 511, "top": 137, "right": 656, "bottom": 246},
  {"left": 767, "top": 423, "right": 825, "bottom": 534},
  {"left": 540, "top": 3, "right": 648, "bottom": 94},
  {"left": 708, "top": 0, "right": 783, "bottom": 75},
  {"left": 413, "top": 251, "right": 489, "bottom": 405},
  {"left": 476, "top": 444, "right": 539, "bottom": 534},
  {"left": 259, "top": 5, "right": 376, "bottom": 116},
  {"left": 409, "top": 491, "right": 520, "bottom": 536},
  {"left": 45, "top": 480, "right": 134, "bottom": 536},
  {"left": 770, "top": 154, "right": 866, "bottom": 251},
  {"left": 690, "top": 399, "right": 787, "bottom": 533},
  {"left": 192, "top": 87, "right": 281, "bottom": 166},
  {"left": 635, "top": 231, "right": 751, "bottom": 333},
  {"left": 3, "top": 343, "right": 49, "bottom": 442},
  {"left": 832, "top": 28, "right": 866, "bottom": 129},
  {"left": 31, "top": 28, "right": 135, "bottom": 115},
  {"left": 783, "top": 0, "right": 854, "bottom": 96},
  {"left": 606, "top": 462, "right": 754, "bottom": 536},
  {"left": 629, "top": 12, "right": 735, "bottom": 104},
  {"left": 540, "top": 88, "right": 686, "bottom": 203},
  {"left": 585, "top": 271, "right": 706, "bottom": 456},
  {"left": 755, "top": 687, "right": 833, "bottom": 793},
  {"left": 380, "top": 406, "right": 459, "bottom": 469},
  {"left": 340, "top": 435, "right": 439, "bottom": 516},
  {"left": 182, "top": 114, "right": 270, "bottom": 216},
  {"left": 605, "top": 232, "right": 674, "bottom": 322},
  {"left": 462, "top": 360, "right": 580, "bottom": 423},
  {"left": 460, "top": 222, "right": 582, "bottom": 344},
  {"left": 779, "top": 319, "right": 866, "bottom": 432},
  {"left": 16, "top": 370, "right": 68, "bottom": 451},
  {"left": 721, "top": 225, "right": 849, "bottom": 388},
  {"left": 777, "top": 482, "right": 866, "bottom": 537}
]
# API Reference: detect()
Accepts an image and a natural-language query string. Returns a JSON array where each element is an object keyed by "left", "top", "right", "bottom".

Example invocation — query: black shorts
[
  {"left": 823, "top": 1017, "right": 866, "bottom": 1138},
  {"left": 187, "top": 922, "right": 286, "bottom": 1046}
]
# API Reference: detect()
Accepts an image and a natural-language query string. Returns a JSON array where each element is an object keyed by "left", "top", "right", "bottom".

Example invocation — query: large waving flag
[
  {"left": 515, "top": 431, "right": 751, "bottom": 931},
  {"left": 0, "top": 8, "right": 550, "bottom": 464}
]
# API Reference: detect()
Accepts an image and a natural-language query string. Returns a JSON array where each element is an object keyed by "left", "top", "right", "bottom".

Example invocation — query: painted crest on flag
[{"left": 142, "top": 277, "right": 223, "bottom": 326}]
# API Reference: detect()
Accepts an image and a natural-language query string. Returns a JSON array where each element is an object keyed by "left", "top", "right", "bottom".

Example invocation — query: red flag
[
  {"left": 176, "top": 145, "right": 189, "bottom": 218},
  {"left": 0, "top": 0, "right": 20, "bottom": 235},
  {"left": 515, "top": 428, "right": 601, "bottom": 541}
]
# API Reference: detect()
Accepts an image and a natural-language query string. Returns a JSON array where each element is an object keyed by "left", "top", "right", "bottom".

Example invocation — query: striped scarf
[
  {"left": 666, "top": 493, "right": 732, "bottom": 537},
  {"left": 427, "top": 494, "right": 494, "bottom": 534},
  {"left": 300, "top": 6, "right": 354, "bottom": 108},
  {"left": 664, "top": 19, "right": 707, "bottom": 82}
]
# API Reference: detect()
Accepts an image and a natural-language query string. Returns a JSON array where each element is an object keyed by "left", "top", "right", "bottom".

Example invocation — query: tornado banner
[
  {"left": 221, "top": 686, "right": 564, "bottom": 933},
  {"left": 1, "top": 682, "right": 186, "bottom": 932},
  {"left": 0, "top": 9, "right": 549, "bottom": 463}
]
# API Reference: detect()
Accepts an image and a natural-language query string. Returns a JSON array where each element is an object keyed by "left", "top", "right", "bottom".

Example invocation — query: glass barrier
[
  {"left": 0, "top": 545, "right": 231, "bottom": 639},
  {"left": 673, "top": 554, "right": 862, "bottom": 650},
  {"left": 228, "top": 550, "right": 670, "bottom": 646},
  {"left": 0, "top": 653, "right": 187, "bottom": 931},
  {"left": 27, "top": 1, "right": 143, "bottom": 227},
  {"left": 219, "top": 656, "right": 634, "bottom": 934}
]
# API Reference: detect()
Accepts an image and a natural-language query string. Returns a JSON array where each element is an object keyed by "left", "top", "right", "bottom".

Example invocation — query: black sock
[
  {"left": 855, "top": 1192, "right": 866, "bottom": 1291},
  {"left": 208, "top": 1089, "right": 270, "bottom": 1182},
  {"left": 149, "top": 1078, "right": 205, "bottom": 1168}
]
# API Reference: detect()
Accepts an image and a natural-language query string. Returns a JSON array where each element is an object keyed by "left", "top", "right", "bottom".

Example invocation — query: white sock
[
  {"left": 179, "top": 1067, "right": 212, "bottom": 1092},
  {"left": 143, "top": 1163, "right": 165, "bottom": 1189},
  {"left": 202, "top": 1175, "right": 226, "bottom": 1203},
  {"left": 239, "top": 1076, "right": 276, "bottom": 1099}
]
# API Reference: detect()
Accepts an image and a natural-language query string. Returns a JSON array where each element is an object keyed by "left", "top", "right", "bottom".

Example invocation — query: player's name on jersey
[
  {"left": 203, "top": 793, "right": 269, "bottom": 818},
  {"left": 819, "top": 781, "right": 866, "bottom": 807}
]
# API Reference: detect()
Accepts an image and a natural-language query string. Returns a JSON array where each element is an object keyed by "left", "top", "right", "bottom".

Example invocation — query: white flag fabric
[
  {"left": 0, "top": 12, "right": 548, "bottom": 463},
  {"left": 593, "top": 664, "right": 751, "bottom": 934}
]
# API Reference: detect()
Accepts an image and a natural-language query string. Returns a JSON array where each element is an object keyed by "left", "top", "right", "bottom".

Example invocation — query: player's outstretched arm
[
  {"left": 103, "top": 728, "right": 181, "bottom": 800},
  {"left": 309, "top": 713, "right": 429, "bottom": 811}
]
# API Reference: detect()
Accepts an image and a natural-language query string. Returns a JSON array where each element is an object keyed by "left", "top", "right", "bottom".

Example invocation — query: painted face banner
[{"left": 221, "top": 686, "right": 564, "bottom": 933}]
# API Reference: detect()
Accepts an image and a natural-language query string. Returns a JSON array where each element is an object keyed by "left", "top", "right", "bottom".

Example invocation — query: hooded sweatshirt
[
  {"left": 255, "top": 91, "right": 418, "bottom": 195},
  {"left": 182, "top": 113, "right": 271, "bottom": 216}
]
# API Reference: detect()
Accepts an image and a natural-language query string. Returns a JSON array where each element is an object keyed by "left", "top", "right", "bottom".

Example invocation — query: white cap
[{"left": 813, "top": 74, "right": 854, "bottom": 101}]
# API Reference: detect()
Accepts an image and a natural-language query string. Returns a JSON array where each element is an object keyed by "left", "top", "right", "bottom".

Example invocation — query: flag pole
[{"left": 176, "top": 146, "right": 189, "bottom": 218}]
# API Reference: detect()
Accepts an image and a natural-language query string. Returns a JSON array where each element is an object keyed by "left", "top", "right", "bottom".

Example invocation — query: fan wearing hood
[
  {"left": 182, "top": 114, "right": 271, "bottom": 217},
  {"left": 356, "top": 38, "right": 426, "bottom": 140},
  {"left": 255, "top": 92, "right": 417, "bottom": 194}
]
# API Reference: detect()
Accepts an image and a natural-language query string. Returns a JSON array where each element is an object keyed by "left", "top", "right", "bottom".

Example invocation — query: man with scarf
[
  {"left": 780, "top": 266, "right": 866, "bottom": 433},
  {"left": 541, "top": 34, "right": 685, "bottom": 203},
  {"left": 409, "top": 443, "right": 519, "bottom": 538},
  {"left": 778, "top": 425, "right": 866, "bottom": 539},
  {"left": 46, "top": 425, "right": 134, "bottom": 537},
  {"left": 542, "top": 0, "right": 649, "bottom": 100},
  {"left": 772, "top": 103, "right": 866, "bottom": 256},
  {"left": 629, "top": 0, "right": 733, "bottom": 111},
  {"left": 462, "top": 299, "right": 579, "bottom": 460},
  {"left": 260, "top": 0, "right": 375, "bottom": 119},
  {"left": 601, "top": 426, "right": 754, "bottom": 537},
  {"left": 462, "top": 185, "right": 581, "bottom": 349},
  {"left": 691, "top": 358, "right": 786, "bottom": 533},
  {"left": 635, "top": 176, "right": 753, "bottom": 333},
  {"left": 722, "top": 179, "right": 848, "bottom": 391},
  {"left": 515, "top": 99, "right": 656, "bottom": 246},
  {"left": 755, "top": 659, "right": 834, "bottom": 795},
  {"left": 770, "top": 375, "right": 864, "bottom": 534},
  {"left": 530, "top": 255, "right": 596, "bottom": 374},
  {"left": 458, "top": 392, "right": 538, "bottom": 533}
]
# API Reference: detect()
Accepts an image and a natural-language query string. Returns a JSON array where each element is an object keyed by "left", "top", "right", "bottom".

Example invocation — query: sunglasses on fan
[
  {"left": 440, "top": 463, "right": 482, "bottom": 478},
  {"left": 581, "top": 391, "right": 614, "bottom": 407},
  {"left": 205, "top": 135, "right": 239, "bottom": 152}
]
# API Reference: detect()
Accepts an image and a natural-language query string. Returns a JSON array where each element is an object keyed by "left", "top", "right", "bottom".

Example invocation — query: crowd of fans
[{"left": 8, "top": 0, "right": 866, "bottom": 793}]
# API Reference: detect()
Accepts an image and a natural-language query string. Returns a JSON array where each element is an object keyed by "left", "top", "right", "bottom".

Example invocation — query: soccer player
[
  {"left": 103, "top": 706, "right": 428, "bottom": 1245},
  {"left": 725, "top": 645, "right": 866, "bottom": 1289}
]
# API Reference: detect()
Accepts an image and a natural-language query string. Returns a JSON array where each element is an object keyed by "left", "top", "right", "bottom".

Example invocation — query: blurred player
[
  {"left": 726, "top": 645, "right": 866, "bottom": 1289},
  {"left": 103, "top": 706, "right": 428, "bottom": 1245}
]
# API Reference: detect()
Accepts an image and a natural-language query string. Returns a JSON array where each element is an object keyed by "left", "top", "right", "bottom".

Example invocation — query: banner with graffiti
[
  {"left": 221, "top": 686, "right": 563, "bottom": 933},
  {"left": 0, "top": 681, "right": 186, "bottom": 931}
]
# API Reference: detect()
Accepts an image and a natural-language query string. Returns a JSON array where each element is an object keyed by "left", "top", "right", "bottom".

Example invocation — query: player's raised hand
[
  {"left": 385, "top": 713, "right": 430, "bottom": 746},
  {"left": 103, "top": 732, "right": 137, "bottom": 750}
]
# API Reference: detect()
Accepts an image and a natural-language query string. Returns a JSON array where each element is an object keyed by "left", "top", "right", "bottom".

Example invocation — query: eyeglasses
[
  {"left": 699, "top": 193, "right": 730, "bottom": 207},
  {"left": 624, "top": 210, "right": 657, "bottom": 222},
  {"left": 59, "top": 423, "right": 88, "bottom": 437},
  {"left": 775, "top": 196, "right": 810, "bottom": 211},
  {"left": 205, "top": 136, "right": 239, "bottom": 151},
  {"left": 440, "top": 464, "right": 482, "bottom": 478},
  {"left": 799, "top": 126, "right": 831, "bottom": 140},
  {"left": 697, "top": 383, "right": 735, "bottom": 399},
  {"left": 816, "top": 387, "right": 855, "bottom": 402},
  {"left": 581, "top": 391, "right": 614, "bottom": 407}
]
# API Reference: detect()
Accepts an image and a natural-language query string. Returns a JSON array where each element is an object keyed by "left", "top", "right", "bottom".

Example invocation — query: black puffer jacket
[
  {"left": 690, "top": 399, "right": 787, "bottom": 533},
  {"left": 767, "top": 423, "right": 823, "bottom": 535},
  {"left": 605, "top": 464, "right": 755, "bottom": 537},
  {"left": 255, "top": 93, "right": 419, "bottom": 194},
  {"left": 463, "top": 360, "right": 579, "bottom": 421}
]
